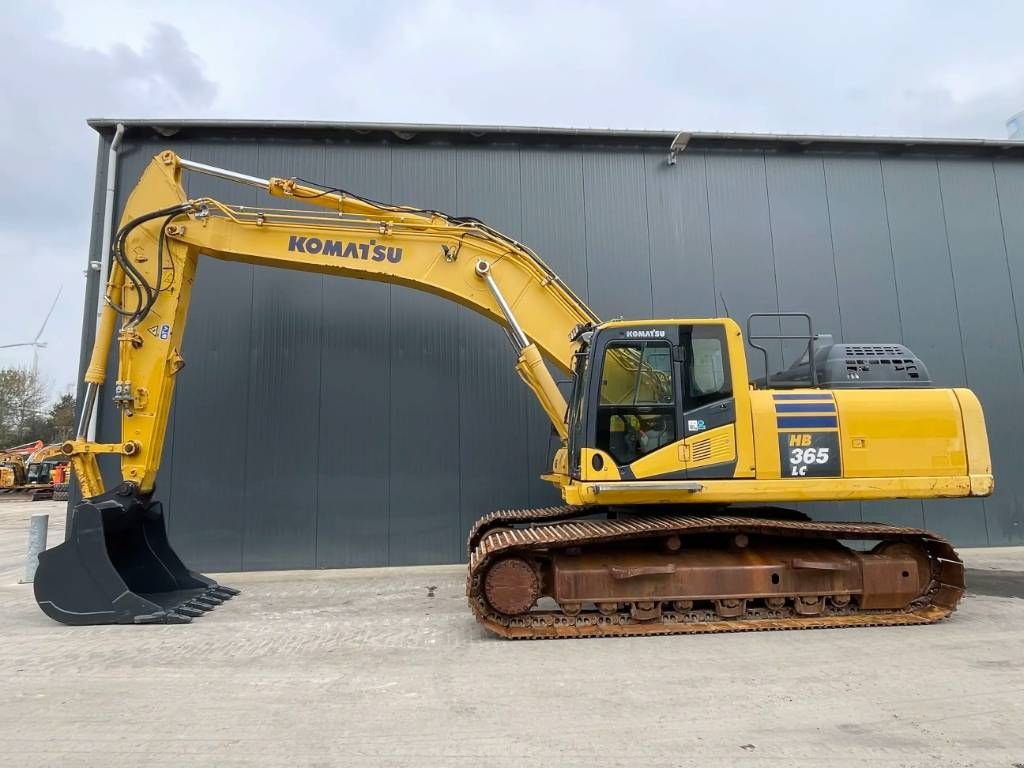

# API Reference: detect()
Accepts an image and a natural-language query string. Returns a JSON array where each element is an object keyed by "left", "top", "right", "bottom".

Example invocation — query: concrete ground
[{"left": 1, "top": 499, "right": 1022, "bottom": 768}]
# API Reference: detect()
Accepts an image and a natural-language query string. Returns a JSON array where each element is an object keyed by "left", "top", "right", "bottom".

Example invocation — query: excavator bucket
[{"left": 34, "top": 490, "right": 238, "bottom": 625}]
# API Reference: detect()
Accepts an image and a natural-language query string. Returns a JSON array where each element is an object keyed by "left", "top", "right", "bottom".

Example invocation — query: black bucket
[{"left": 34, "top": 487, "right": 238, "bottom": 625}]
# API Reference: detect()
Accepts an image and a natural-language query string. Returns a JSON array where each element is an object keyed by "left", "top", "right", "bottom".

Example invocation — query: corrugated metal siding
[
  {"left": 455, "top": 147, "right": 533, "bottom": 550},
  {"left": 518, "top": 149, "right": 588, "bottom": 507},
  {"left": 644, "top": 150, "right": 716, "bottom": 319},
  {"left": 170, "top": 143, "right": 259, "bottom": 570},
  {"left": 939, "top": 160, "right": 1024, "bottom": 546},
  {"left": 80, "top": 132, "right": 1024, "bottom": 571},
  {"left": 582, "top": 150, "right": 654, "bottom": 318},
  {"left": 881, "top": 157, "right": 966, "bottom": 532},
  {"left": 993, "top": 161, "right": 1024, "bottom": 546},
  {"left": 316, "top": 141, "right": 393, "bottom": 568},
  {"left": 386, "top": 145, "right": 464, "bottom": 565}
]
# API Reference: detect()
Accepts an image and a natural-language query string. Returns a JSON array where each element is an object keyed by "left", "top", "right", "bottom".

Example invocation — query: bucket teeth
[
  {"left": 174, "top": 592, "right": 234, "bottom": 618},
  {"left": 212, "top": 585, "right": 241, "bottom": 597},
  {"left": 164, "top": 611, "right": 193, "bottom": 624}
]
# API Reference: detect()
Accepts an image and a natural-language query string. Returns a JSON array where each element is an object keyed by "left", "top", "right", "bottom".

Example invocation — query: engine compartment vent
[
  {"left": 771, "top": 340, "right": 932, "bottom": 389},
  {"left": 842, "top": 345, "right": 905, "bottom": 357},
  {"left": 691, "top": 439, "right": 713, "bottom": 462}
]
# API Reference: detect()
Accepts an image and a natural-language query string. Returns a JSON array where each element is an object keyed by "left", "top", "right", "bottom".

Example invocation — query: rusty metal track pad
[{"left": 466, "top": 506, "right": 586, "bottom": 555}]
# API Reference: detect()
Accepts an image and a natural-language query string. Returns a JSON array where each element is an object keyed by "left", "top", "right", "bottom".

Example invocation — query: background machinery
[
  {"left": 0, "top": 442, "right": 67, "bottom": 500},
  {"left": 0, "top": 440, "right": 40, "bottom": 493},
  {"left": 49, "top": 462, "right": 69, "bottom": 502},
  {"left": 34, "top": 151, "right": 990, "bottom": 637},
  {"left": 0, "top": 451, "right": 27, "bottom": 492},
  {"left": 24, "top": 443, "right": 69, "bottom": 500}
]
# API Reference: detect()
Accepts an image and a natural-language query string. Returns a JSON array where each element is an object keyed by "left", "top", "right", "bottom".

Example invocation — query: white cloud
[
  {"left": 0, "top": 6, "right": 216, "bottom": 398},
  {"left": 2, "top": 0, "right": 1023, "bottom": 397}
]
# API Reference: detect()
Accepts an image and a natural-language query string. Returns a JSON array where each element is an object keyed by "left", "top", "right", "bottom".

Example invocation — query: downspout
[{"left": 84, "top": 123, "right": 125, "bottom": 442}]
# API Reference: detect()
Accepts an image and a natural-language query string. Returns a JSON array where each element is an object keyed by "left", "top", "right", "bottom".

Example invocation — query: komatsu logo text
[
  {"left": 288, "top": 236, "right": 402, "bottom": 264},
  {"left": 624, "top": 329, "right": 666, "bottom": 339}
]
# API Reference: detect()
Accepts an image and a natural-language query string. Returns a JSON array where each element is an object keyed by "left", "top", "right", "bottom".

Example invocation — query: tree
[
  {"left": 49, "top": 393, "right": 76, "bottom": 442},
  {"left": 0, "top": 367, "right": 75, "bottom": 448},
  {"left": 0, "top": 366, "right": 46, "bottom": 447}
]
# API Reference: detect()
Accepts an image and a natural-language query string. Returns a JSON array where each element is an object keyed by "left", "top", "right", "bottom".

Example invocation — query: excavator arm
[
  {"left": 27, "top": 443, "right": 65, "bottom": 465},
  {"left": 69, "top": 150, "right": 599, "bottom": 498}
]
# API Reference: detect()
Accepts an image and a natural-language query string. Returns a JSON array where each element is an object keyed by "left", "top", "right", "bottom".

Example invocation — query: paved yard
[{"left": 1, "top": 499, "right": 1022, "bottom": 767}]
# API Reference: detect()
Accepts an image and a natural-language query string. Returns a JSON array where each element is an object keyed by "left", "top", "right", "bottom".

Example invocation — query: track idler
[{"left": 34, "top": 485, "right": 238, "bottom": 625}]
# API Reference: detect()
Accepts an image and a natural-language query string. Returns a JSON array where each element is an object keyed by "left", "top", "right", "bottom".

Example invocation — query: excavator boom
[{"left": 71, "top": 151, "right": 595, "bottom": 498}]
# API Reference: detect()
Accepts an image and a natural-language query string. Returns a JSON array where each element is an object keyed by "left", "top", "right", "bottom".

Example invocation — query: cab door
[
  {"left": 580, "top": 327, "right": 685, "bottom": 480},
  {"left": 679, "top": 323, "right": 738, "bottom": 478}
]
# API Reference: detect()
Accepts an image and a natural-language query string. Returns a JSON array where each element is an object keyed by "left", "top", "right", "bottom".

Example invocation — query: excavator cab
[{"left": 567, "top": 319, "right": 739, "bottom": 483}]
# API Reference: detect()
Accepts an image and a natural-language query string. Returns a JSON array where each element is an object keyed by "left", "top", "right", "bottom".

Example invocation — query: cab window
[
  {"left": 596, "top": 341, "right": 676, "bottom": 465},
  {"left": 683, "top": 326, "right": 731, "bottom": 410}
]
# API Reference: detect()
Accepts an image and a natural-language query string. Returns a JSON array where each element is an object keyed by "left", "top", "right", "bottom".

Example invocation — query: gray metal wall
[{"left": 79, "top": 129, "right": 1024, "bottom": 571}]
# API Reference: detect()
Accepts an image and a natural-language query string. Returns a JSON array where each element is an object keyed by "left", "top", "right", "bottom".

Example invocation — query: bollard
[{"left": 21, "top": 513, "right": 49, "bottom": 584}]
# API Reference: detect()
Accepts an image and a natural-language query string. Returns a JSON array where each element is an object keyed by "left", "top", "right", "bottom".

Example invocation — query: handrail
[{"left": 745, "top": 312, "right": 817, "bottom": 387}]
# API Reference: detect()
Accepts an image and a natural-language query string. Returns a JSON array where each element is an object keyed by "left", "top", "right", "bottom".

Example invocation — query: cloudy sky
[{"left": 1, "top": 0, "right": 1022, "bottom": 398}]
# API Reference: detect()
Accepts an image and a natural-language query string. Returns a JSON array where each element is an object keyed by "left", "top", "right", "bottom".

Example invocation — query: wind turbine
[{"left": 0, "top": 287, "right": 62, "bottom": 374}]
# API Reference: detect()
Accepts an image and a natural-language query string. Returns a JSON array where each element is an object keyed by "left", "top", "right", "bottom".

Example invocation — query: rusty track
[
  {"left": 466, "top": 510, "right": 964, "bottom": 640},
  {"left": 467, "top": 506, "right": 587, "bottom": 554},
  {"left": 466, "top": 504, "right": 812, "bottom": 554}
]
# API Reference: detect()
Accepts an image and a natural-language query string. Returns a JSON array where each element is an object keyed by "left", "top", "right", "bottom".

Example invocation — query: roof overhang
[{"left": 87, "top": 119, "right": 1024, "bottom": 159}]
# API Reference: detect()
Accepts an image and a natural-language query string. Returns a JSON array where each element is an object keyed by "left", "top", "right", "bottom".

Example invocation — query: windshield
[
  {"left": 567, "top": 348, "right": 590, "bottom": 477},
  {"left": 595, "top": 341, "right": 677, "bottom": 465}
]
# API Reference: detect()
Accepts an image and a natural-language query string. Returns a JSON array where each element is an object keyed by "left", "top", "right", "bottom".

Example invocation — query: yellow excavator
[
  {"left": 34, "top": 150, "right": 990, "bottom": 637},
  {"left": 25, "top": 443, "right": 63, "bottom": 481},
  {"left": 1, "top": 442, "right": 67, "bottom": 499},
  {"left": 0, "top": 451, "right": 28, "bottom": 491},
  {"left": 0, "top": 440, "right": 40, "bottom": 492},
  {"left": 23, "top": 443, "right": 69, "bottom": 500}
]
